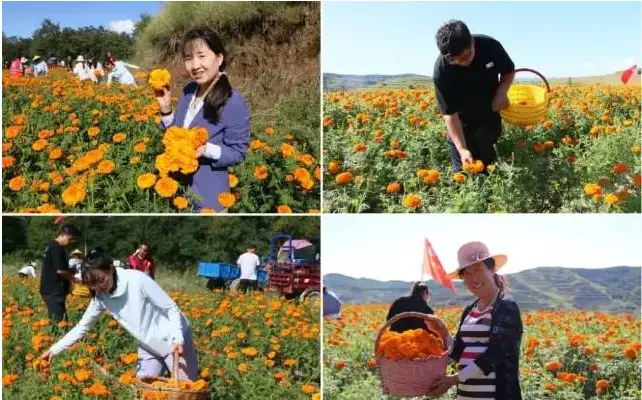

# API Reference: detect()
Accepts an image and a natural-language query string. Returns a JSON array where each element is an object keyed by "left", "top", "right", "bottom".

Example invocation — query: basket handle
[
  {"left": 172, "top": 349, "right": 180, "bottom": 387},
  {"left": 512, "top": 68, "right": 550, "bottom": 92},
  {"left": 374, "top": 312, "right": 452, "bottom": 356}
]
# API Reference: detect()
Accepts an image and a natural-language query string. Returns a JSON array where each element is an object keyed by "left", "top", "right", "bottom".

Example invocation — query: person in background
[
  {"left": 9, "top": 57, "right": 24, "bottom": 77},
  {"left": 427, "top": 241, "right": 523, "bottom": 399},
  {"left": 105, "top": 57, "right": 139, "bottom": 86},
  {"left": 386, "top": 281, "right": 435, "bottom": 333},
  {"left": 73, "top": 56, "right": 90, "bottom": 81},
  {"left": 69, "top": 249, "right": 84, "bottom": 280},
  {"left": 39, "top": 249, "right": 199, "bottom": 381},
  {"left": 40, "top": 224, "right": 81, "bottom": 323},
  {"left": 87, "top": 58, "right": 105, "bottom": 83},
  {"left": 433, "top": 20, "right": 515, "bottom": 172},
  {"left": 18, "top": 261, "right": 37, "bottom": 278},
  {"left": 237, "top": 245, "right": 260, "bottom": 293},
  {"left": 128, "top": 243, "right": 155, "bottom": 280},
  {"left": 32, "top": 55, "right": 49, "bottom": 76}
]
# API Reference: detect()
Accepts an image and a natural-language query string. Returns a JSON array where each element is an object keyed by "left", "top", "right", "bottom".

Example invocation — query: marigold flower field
[
  {"left": 324, "top": 304, "right": 641, "bottom": 400},
  {"left": 2, "top": 277, "right": 320, "bottom": 399},
  {"left": 2, "top": 71, "right": 320, "bottom": 213},
  {"left": 323, "top": 85, "right": 641, "bottom": 213}
]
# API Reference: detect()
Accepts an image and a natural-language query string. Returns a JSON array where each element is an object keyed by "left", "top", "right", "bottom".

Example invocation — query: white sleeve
[
  {"left": 255, "top": 255, "right": 260, "bottom": 266},
  {"left": 123, "top": 62, "right": 140, "bottom": 70},
  {"left": 160, "top": 113, "right": 175, "bottom": 128},
  {"left": 49, "top": 299, "right": 105, "bottom": 355},
  {"left": 140, "top": 274, "right": 184, "bottom": 345},
  {"left": 203, "top": 143, "right": 222, "bottom": 160}
]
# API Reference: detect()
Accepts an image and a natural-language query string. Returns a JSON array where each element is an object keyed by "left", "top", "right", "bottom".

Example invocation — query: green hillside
[{"left": 324, "top": 266, "right": 641, "bottom": 313}]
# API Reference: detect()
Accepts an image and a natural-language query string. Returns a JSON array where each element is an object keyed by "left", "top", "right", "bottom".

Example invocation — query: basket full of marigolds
[
  {"left": 374, "top": 312, "right": 452, "bottom": 397},
  {"left": 132, "top": 351, "right": 209, "bottom": 400}
]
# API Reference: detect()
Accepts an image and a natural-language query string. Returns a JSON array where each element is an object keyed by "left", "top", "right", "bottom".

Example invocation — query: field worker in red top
[{"left": 128, "top": 243, "right": 155, "bottom": 280}]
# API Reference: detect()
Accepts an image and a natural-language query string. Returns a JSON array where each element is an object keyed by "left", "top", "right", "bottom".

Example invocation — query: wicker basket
[
  {"left": 500, "top": 68, "right": 551, "bottom": 126},
  {"left": 136, "top": 351, "right": 208, "bottom": 400},
  {"left": 71, "top": 282, "right": 92, "bottom": 298},
  {"left": 374, "top": 312, "right": 452, "bottom": 398}
]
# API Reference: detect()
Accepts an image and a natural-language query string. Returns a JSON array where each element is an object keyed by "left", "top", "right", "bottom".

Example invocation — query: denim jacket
[{"left": 450, "top": 291, "right": 523, "bottom": 400}]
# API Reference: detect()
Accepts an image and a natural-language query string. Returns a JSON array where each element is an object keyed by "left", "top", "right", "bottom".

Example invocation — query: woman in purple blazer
[{"left": 155, "top": 27, "right": 250, "bottom": 212}]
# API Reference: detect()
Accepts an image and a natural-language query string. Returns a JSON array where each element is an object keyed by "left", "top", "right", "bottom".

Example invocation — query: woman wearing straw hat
[
  {"left": 39, "top": 249, "right": 199, "bottom": 380},
  {"left": 73, "top": 55, "right": 90, "bottom": 81},
  {"left": 427, "top": 241, "right": 523, "bottom": 400},
  {"left": 32, "top": 55, "right": 49, "bottom": 77}
]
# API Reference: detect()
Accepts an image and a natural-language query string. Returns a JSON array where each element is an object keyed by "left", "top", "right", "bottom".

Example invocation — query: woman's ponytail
[{"left": 203, "top": 72, "right": 232, "bottom": 125}]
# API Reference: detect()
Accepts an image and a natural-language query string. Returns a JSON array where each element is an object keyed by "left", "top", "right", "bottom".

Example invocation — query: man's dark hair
[
  {"left": 60, "top": 224, "right": 80, "bottom": 238},
  {"left": 410, "top": 281, "right": 430, "bottom": 298},
  {"left": 435, "top": 20, "right": 472, "bottom": 57}
]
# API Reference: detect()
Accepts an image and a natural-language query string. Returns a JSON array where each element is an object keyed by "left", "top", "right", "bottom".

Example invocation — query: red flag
[
  {"left": 620, "top": 64, "right": 637, "bottom": 84},
  {"left": 54, "top": 216, "right": 67, "bottom": 224},
  {"left": 423, "top": 238, "right": 456, "bottom": 293}
]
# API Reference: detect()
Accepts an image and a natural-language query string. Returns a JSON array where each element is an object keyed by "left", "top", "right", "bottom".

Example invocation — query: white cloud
[{"left": 108, "top": 19, "right": 135, "bottom": 35}]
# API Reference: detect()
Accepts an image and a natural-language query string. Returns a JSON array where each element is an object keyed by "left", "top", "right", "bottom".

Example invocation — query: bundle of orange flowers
[
  {"left": 138, "top": 377, "right": 208, "bottom": 399},
  {"left": 155, "top": 126, "right": 208, "bottom": 176},
  {"left": 376, "top": 328, "right": 447, "bottom": 361},
  {"left": 148, "top": 69, "right": 171, "bottom": 90}
]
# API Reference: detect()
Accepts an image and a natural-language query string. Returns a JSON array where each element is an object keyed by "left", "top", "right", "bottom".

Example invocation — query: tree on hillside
[
  {"left": 2, "top": 32, "right": 33, "bottom": 61},
  {"left": 133, "top": 13, "right": 153, "bottom": 41},
  {"left": 31, "top": 19, "right": 61, "bottom": 58}
]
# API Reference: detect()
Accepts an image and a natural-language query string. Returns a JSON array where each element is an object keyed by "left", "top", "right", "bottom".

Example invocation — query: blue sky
[
  {"left": 322, "top": 214, "right": 641, "bottom": 282},
  {"left": 2, "top": 1, "right": 164, "bottom": 37},
  {"left": 322, "top": 1, "right": 642, "bottom": 77}
]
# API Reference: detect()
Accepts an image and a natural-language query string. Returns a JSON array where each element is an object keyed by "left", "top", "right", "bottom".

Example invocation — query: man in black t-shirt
[
  {"left": 433, "top": 20, "right": 515, "bottom": 172},
  {"left": 40, "top": 224, "right": 80, "bottom": 323}
]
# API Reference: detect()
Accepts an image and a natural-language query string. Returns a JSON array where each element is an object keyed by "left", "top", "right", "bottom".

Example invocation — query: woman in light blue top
[
  {"left": 32, "top": 55, "right": 49, "bottom": 76},
  {"left": 106, "top": 58, "right": 140, "bottom": 86},
  {"left": 39, "top": 249, "right": 199, "bottom": 380}
]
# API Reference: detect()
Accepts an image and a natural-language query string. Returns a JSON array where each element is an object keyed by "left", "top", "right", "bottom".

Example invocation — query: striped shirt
[{"left": 457, "top": 303, "right": 496, "bottom": 400}]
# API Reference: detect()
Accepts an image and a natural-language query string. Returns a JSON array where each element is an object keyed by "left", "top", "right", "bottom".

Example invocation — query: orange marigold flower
[
  {"left": 254, "top": 166, "right": 269, "bottom": 180},
  {"left": 335, "top": 172, "right": 353, "bottom": 185},
  {"left": 584, "top": 183, "right": 602, "bottom": 196},
  {"left": 113, "top": 133, "right": 127, "bottom": 143},
  {"left": 154, "top": 177, "right": 179, "bottom": 198},
  {"left": 9, "top": 176, "right": 26, "bottom": 191},
  {"left": 277, "top": 205, "right": 293, "bottom": 214},
  {"left": 386, "top": 182, "right": 401, "bottom": 194},
  {"left": 173, "top": 196, "right": 189, "bottom": 210},
  {"left": 137, "top": 173, "right": 157, "bottom": 189},
  {"left": 62, "top": 183, "right": 86, "bottom": 207},
  {"left": 453, "top": 172, "right": 466, "bottom": 183},
  {"left": 87, "top": 127, "right": 101, "bottom": 138},
  {"left": 402, "top": 194, "right": 421, "bottom": 209},
  {"left": 229, "top": 174, "right": 238, "bottom": 188},
  {"left": 327, "top": 160, "right": 340, "bottom": 175},
  {"left": 218, "top": 192, "right": 236, "bottom": 209},
  {"left": 97, "top": 160, "right": 115, "bottom": 174},
  {"left": 148, "top": 69, "right": 171, "bottom": 90}
]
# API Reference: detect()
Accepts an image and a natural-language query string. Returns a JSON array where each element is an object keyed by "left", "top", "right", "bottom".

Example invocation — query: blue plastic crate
[
  {"left": 257, "top": 270, "right": 267, "bottom": 286},
  {"left": 198, "top": 262, "right": 239, "bottom": 280}
]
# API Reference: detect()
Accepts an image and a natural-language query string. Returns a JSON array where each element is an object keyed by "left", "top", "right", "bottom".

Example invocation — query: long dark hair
[
  {"left": 81, "top": 249, "right": 118, "bottom": 297},
  {"left": 181, "top": 27, "right": 233, "bottom": 124},
  {"left": 410, "top": 281, "right": 429, "bottom": 299}
]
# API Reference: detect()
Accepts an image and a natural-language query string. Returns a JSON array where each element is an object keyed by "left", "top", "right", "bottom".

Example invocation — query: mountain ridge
[{"left": 323, "top": 266, "right": 641, "bottom": 313}]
